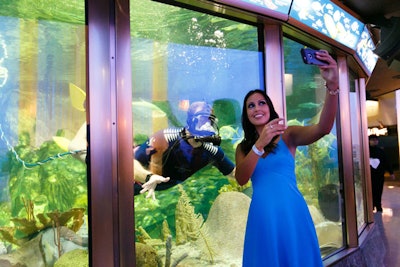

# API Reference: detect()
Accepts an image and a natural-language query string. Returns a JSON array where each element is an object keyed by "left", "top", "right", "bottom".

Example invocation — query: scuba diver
[{"left": 134, "top": 101, "right": 235, "bottom": 198}]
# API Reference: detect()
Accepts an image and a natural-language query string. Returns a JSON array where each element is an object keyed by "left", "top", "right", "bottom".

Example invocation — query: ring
[{"left": 270, "top": 125, "right": 273, "bottom": 129}]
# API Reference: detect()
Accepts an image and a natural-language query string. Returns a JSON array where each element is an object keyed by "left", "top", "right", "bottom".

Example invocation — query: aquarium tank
[
  {"left": 131, "top": 0, "right": 342, "bottom": 266},
  {"left": 0, "top": 0, "right": 88, "bottom": 266},
  {"left": 0, "top": 0, "right": 343, "bottom": 265}
]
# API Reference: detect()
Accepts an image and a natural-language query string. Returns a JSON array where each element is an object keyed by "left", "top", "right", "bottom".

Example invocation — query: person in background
[
  {"left": 235, "top": 50, "right": 338, "bottom": 266},
  {"left": 369, "top": 134, "right": 395, "bottom": 212},
  {"left": 134, "top": 101, "right": 235, "bottom": 199}
]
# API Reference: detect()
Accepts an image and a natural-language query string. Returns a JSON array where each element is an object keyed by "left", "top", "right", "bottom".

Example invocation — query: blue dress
[{"left": 242, "top": 138, "right": 323, "bottom": 267}]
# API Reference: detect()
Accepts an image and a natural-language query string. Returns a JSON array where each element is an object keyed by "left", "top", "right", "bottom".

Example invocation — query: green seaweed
[
  {"left": 134, "top": 163, "right": 231, "bottom": 240},
  {"left": 161, "top": 219, "right": 171, "bottom": 242},
  {"left": 218, "top": 177, "right": 251, "bottom": 193},
  {"left": 2, "top": 131, "right": 87, "bottom": 218},
  {"left": 136, "top": 184, "right": 218, "bottom": 265},
  {"left": 175, "top": 185, "right": 216, "bottom": 263},
  {"left": 0, "top": 205, "right": 85, "bottom": 245}
]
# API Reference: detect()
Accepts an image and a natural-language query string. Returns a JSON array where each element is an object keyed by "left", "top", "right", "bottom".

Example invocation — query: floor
[{"left": 379, "top": 179, "right": 400, "bottom": 267}]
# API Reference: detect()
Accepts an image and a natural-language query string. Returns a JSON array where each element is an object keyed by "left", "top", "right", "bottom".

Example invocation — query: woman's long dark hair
[{"left": 240, "top": 89, "right": 279, "bottom": 155}]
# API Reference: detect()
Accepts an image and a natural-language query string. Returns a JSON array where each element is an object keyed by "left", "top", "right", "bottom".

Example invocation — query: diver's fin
[
  {"left": 52, "top": 136, "right": 70, "bottom": 151},
  {"left": 69, "top": 83, "right": 86, "bottom": 111}
]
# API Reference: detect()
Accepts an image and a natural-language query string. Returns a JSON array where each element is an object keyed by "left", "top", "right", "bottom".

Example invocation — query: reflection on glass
[
  {"left": 348, "top": 75, "right": 366, "bottom": 232},
  {"left": 0, "top": 2, "right": 88, "bottom": 266},
  {"left": 131, "top": 0, "right": 262, "bottom": 265},
  {"left": 284, "top": 37, "right": 343, "bottom": 257},
  {"left": 290, "top": 0, "right": 363, "bottom": 49}
]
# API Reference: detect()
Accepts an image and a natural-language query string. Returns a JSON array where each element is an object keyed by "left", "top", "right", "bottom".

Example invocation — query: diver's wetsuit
[{"left": 134, "top": 127, "right": 235, "bottom": 193}]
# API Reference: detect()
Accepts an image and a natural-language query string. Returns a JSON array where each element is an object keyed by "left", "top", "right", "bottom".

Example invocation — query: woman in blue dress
[{"left": 235, "top": 50, "right": 339, "bottom": 267}]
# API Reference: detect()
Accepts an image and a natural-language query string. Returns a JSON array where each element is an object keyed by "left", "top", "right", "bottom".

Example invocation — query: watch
[{"left": 145, "top": 173, "right": 153, "bottom": 182}]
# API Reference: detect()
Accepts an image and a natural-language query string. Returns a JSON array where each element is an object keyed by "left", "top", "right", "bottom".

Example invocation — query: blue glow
[
  {"left": 290, "top": 0, "right": 363, "bottom": 50},
  {"left": 239, "top": 0, "right": 292, "bottom": 14},
  {"left": 356, "top": 26, "right": 378, "bottom": 74}
]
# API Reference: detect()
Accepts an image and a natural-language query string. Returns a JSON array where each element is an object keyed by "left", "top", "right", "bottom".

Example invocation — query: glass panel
[
  {"left": 131, "top": 0, "right": 262, "bottom": 265},
  {"left": 0, "top": 2, "right": 88, "bottom": 266},
  {"left": 283, "top": 37, "right": 343, "bottom": 257},
  {"left": 349, "top": 74, "right": 366, "bottom": 232}
]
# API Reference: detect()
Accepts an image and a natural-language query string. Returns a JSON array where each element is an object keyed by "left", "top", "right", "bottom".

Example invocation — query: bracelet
[
  {"left": 145, "top": 173, "right": 153, "bottom": 182},
  {"left": 252, "top": 144, "right": 264, "bottom": 156},
  {"left": 325, "top": 83, "right": 339, "bottom": 95},
  {"left": 328, "top": 88, "right": 340, "bottom": 95}
]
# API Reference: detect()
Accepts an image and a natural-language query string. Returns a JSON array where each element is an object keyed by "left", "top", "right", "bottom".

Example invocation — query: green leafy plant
[{"left": 2, "top": 132, "right": 87, "bottom": 218}]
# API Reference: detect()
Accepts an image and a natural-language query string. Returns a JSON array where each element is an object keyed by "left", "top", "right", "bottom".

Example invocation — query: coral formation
[
  {"left": 54, "top": 249, "right": 89, "bottom": 267},
  {"left": 135, "top": 242, "right": 161, "bottom": 267}
]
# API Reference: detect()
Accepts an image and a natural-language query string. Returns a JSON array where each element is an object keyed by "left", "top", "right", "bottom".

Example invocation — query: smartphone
[{"left": 300, "top": 48, "right": 328, "bottom": 66}]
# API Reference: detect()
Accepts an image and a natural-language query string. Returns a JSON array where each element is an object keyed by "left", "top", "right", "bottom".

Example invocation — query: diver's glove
[{"left": 140, "top": 174, "right": 170, "bottom": 200}]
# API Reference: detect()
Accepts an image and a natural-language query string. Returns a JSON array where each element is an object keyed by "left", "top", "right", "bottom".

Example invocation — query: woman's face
[{"left": 246, "top": 92, "right": 270, "bottom": 127}]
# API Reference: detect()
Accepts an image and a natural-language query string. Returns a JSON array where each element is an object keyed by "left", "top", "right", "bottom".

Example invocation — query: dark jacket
[{"left": 369, "top": 145, "right": 393, "bottom": 178}]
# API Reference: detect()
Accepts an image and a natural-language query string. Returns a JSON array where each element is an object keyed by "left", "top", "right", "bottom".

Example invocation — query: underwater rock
[
  {"left": 41, "top": 226, "right": 88, "bottom": 266},
  {"left": 0, "top": 258, "right": 28, "bottom": 267},
  {"left": 54, "top": 249, "right": 88, "bottom": 267},
  {"left": 0, "top": 241, "right": 8, "bottom": 255},
  {"left": 0, "top": 226, "right": 87, "bottom": 267},
  {"left": 135, "top": 242, "right": 161, "bottom": 267},
  {"left": 309, "top": 205, "right": 342, "bottom": 249},
  {"left": 204, "top": 192, "right": 250, "bottom": 263},
  {"left": 315, "top": 221, "right": 342, "bottom": 248},
  {"left": 0, "top": 233, "right": 44, "bottom": 267}
]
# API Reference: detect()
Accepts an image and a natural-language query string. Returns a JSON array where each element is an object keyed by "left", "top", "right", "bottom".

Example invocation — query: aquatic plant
[
  {"left": 289, "top": 118, "right": 339, "bottom": 203},
  {"left": 218, "top": 177, "right": 251, "bottom": 193},
  {"left": 175, "top": 184, "right": 216, "bottom": 263},
  {"left": 136, "top": 226, "right": 164, "bottom": 248},
  {"left": 0, "top": 195, "right": 85, "bottom": 246},
  {"left": 3, "top": 131, "right": 87, "bottom": 217},
  {"left": 136, "top": 228, "right": 187, "bottom": 267},
  {"left": 136, "top": 184, "right": 217, "bottom": 265},
  {"left": 165, "top": 235, "right": 172, "bottom": 267},
  {"left": 161, "top": 219, "right": 171, "bottom": 242},
  {"left": 134, "top": 163, "right": 231, "bottom": 239}
]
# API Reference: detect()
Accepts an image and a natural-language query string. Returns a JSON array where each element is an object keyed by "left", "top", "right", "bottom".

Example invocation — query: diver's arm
[
  {"left": 204, "top": 143, "right": 235, "bottom": 177},
  {"left": 134, "top": 130, "right": 170, "bottom": 200},
  {"left": 148, "top": 130, "right": 169, "bottom": 175},
  {"left": 134, "top": 159, "right": 153, "bottom": 183}
]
